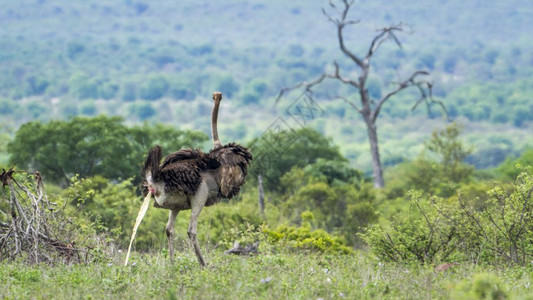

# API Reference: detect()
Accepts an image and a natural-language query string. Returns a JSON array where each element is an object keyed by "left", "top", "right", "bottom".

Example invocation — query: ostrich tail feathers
[{"left": 143, "top": 145, "right": 162, "bottom": 180}]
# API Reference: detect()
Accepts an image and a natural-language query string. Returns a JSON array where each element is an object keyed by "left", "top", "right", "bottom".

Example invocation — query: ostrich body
[{"left": 142, "top": 92, "right": 252, "bottom": 266}]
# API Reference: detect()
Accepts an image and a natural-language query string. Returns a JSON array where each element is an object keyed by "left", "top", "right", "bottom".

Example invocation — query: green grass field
[{"left": 1, "top": 250, "right": 531, "bottom": 299}]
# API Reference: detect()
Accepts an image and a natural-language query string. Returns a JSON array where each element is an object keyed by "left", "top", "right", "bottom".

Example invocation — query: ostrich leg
[
  {"left": 188, "top": 182, "right": 209, "bottom": 266},
  {"left": 165, "top": 209, "right": 179, "bottom": 262}
]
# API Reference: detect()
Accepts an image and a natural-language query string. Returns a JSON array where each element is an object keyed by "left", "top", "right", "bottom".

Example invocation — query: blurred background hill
[{"left": 1, "top": 0, "right": 532, "bottom": 172}]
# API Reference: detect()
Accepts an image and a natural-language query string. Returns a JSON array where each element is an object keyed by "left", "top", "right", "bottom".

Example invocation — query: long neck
[{"left": 211, "top": 99, "right": 222, "bottom": 148}]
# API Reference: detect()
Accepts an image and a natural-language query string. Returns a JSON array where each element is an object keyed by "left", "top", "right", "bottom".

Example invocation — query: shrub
[
  {"left": 0, "top": 170, "right": 116, "bottom": 264},
  {"left": 360, "top": 191, "right": 458, "bottom": 264},
  {"left": 362, "top": 168, "right": 533, "bottom": 265},
  {"left": 263, "top": 212, "right": 354, "bottom": 255},
  {"left": 454, "top": 168, "right": 533, "bottom": 265},
  {"left": 263, "top": 225, "right": 353, "bottom": 255}
]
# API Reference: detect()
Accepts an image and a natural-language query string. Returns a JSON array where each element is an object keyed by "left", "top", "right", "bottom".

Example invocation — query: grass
[{"left": 1, "top": 250, "right": 531, "bottom": 299}]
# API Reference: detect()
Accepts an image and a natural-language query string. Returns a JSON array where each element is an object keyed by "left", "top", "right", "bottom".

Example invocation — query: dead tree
[{"left": 277, "top": 0, "right": 445, "bottom": 188}]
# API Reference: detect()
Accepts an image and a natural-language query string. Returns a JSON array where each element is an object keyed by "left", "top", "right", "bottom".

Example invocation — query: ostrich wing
[
  {"left": 159, "top": 149, "right": 210, "bottom": 196},
  {"left": 208, "top": 143, "right": 253, "bottom": 198},
  {"left": 161, "top": 149, "right": 205, "bottom": 169}
]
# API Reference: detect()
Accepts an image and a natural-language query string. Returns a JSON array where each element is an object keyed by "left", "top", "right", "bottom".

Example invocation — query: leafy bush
[
  {"left": 363, "top": 168, "right": 533, "bottom": 265},
  {"left": 454, "top": 168, "right": 533, "bottom": 264},
  {"left": 62, "top": 175, "right": 168, "bottom": 249},
  {"left": 279, "top": 166, "right": 376, "bottom": 246},
  {"left": 361, "top": 191, "right": 458, "bottom": 264},
  {"left": 263, "top": 213, "right": 354, "bottom": 255}
]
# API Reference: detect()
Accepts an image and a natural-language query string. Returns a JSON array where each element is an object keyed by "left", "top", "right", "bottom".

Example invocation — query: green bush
[
  {"left": 263, "top": 213, "right": 354, "bottom": 255},
  {"left": 362, "top": 168, "right": 533, "bottom": 265},
  {"left": 279, "top": 166, "right": 376, "bottom": 246},
  {"left": 62, "top": 175, "right": 167, "bottom": 249},
  {"left": 361, "top": 191, "right": 458, "bottom": 264}
]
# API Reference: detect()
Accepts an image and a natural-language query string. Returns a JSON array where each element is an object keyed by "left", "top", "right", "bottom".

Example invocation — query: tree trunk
[{"left": 365, "top": 119, "right": 385, "bottom": 188}]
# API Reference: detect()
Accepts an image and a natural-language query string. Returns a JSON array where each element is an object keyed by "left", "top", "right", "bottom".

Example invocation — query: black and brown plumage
[
  {"left": 141, "top": 92, "right": 252, "bottom": 266},
  {"left": 209, "top": 142, "right": 252, "bottom": 199}
]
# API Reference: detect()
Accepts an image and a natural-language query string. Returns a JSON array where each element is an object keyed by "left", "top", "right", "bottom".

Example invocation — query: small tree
[
  {"left": 425, "top": 123, "right": 473, "bottom": 184},
  {"left": 278, "top": 0, "right": 445, "bottom": 188}
]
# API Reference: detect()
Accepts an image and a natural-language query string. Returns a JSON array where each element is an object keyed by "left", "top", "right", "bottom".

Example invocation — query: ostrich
[{"left": 142, "top": 92, "right": 252, "bottom": 266}]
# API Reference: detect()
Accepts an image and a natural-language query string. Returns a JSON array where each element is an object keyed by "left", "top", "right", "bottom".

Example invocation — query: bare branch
[
  {"left": 367, "top": 25, "right": 404, "bottom": 60},
  {"left": 324, "top": 0, "right": 364, "bottom": 68},
  {"left": 411, "top": 81, "right": 450, "bottom": 120},
  {"left": 321, "top": 8, "right": 337, "bottom": 25},
  {"left": 326, "top": 61, "right": 360, "bottom": 88},
  {"left": 372, "top": 70, "right": 428, "bottom": 122},
  {"left": 275, "top": 74, "right": 327, "bottom": 105}
]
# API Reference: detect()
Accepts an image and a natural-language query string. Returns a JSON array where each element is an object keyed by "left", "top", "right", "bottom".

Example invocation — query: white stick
[{"left": 124, "top": 193, "right": 152, "bottom": 266}]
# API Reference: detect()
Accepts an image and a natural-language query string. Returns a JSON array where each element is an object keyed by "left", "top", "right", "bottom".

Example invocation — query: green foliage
[
  {"left": 444, "top": 79, "right": 533, "bottom": 126},
  {"left": 0, "top": 98, "right": 18, "bottom": 115},
  {"left": 269, "top": 153, "right": 375, "bottom": 246},
  {"left": 202, "top": 193, "right": 264, "bottom": 249},
  {"left": 364, "top": 168, "right": 533, "bottom": 266},
  {"left": 0, "top": 132, "right": 10, "bottom": 165},
  {"left": 8, "top": 116, "right": 208, "bottom": 184},
  {"left": 80, "top": 100, "right": 97, "bottom": 116},
  {"left": 61, "top": 175, "right": 167, "bottom": 249},
  {"left": 9, "top": 116, "right": 130, "bottom": 182},
  {"left": 457, "top": 168, "right": 533, "bottom": 265},
  {"left": 385, "top": 123, "right": 474, "bottom": 198},
  {"left": 452, "top": 273, "right": 508, "bottom": 300},
  {"left": 248, "top": 127, "right": 347, "bottom": 191},
  {"left": 66, "top": 41, "right": 85, "bottom": 59},
  {"left": 361, "top": 191, "right": 458, "bottom": 264},
  {"left": 425, "top": 123, "right": 473, "bottom": 183},
  {"left": 263, "top": 212, "right": 354, "bottom": 255},
  {"left": 495, "top": 149, "right": 533, "bottom": 180},
  {"left": 121, "top": 82, "right": 137, "bottom": 101},
  {"left": 303, "top": 158, "right": 363, "bottom": 186},
  {"left": 99, "top": 81, "right": 119, "bottom": 100},
  {"left": 24, "top": 75, "right": 49, "bottom": 96}
]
